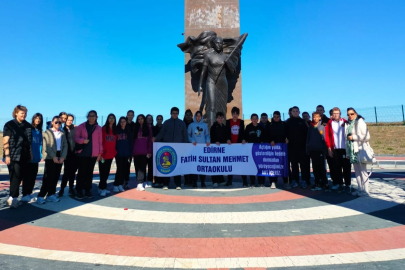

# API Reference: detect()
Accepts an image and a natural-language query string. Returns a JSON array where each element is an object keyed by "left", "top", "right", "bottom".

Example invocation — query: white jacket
[{"left": 345, "top": 118, "right": 370, "bottom": 153}]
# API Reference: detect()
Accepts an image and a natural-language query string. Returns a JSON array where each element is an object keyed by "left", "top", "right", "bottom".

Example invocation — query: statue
[{"left": 178, "top": 31, "right": 248, "bottom": 127}]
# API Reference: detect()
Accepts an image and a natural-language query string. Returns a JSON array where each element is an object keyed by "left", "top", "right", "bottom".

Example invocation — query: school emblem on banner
[{"left": 156, "top": 146, "right": 177, "bottom": 174}]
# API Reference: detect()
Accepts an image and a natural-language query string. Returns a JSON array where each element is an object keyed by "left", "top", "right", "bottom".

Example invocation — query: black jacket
[
  {"left": 154, "top": 118, "right": 188, "bottom": 143},
  {"left": 152, "top": 125, "right": 162, "bottom": 137},
  {"left": 63, "top": 125, "right": 76, "bottom": 153},
  {"left": 266, "top": 120, "right": 287, "bottom": 144},
  {"left": 210, "top": 122, "right": 230, "bottom": 143},
  {"left": 285, "top": 117, "right": 308, "bottom": 149},
  {"left": 3, "top": 119, "right": 33, "bottom": 161},
  {"left": 244, "top": 123, "right": 265, "bottom": 143},
  {"left": 226, "top": 119, "right": 245, "bottom": 143},
  {"left": 321, "top": 115, "right": 330, "bottom": 126}
]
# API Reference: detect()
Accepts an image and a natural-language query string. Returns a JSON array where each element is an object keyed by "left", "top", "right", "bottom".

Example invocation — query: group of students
[{"left": 3, "top": 104, "right": 371, "bottom": 209}]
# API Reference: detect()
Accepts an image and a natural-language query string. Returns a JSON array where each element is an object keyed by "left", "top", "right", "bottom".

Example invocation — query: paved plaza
[{"left": 0, "top": 168, "right": 405, "bottom": 269}]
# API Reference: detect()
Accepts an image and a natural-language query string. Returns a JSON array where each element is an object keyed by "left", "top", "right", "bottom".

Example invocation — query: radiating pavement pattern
[{"left": 0, "top": 172, "right": 405, "bottom": 269}]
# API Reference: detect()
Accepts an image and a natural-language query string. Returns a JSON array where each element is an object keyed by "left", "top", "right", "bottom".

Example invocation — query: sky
[{"left": 0, "top": 0, "right": 404, "bottom": 125}]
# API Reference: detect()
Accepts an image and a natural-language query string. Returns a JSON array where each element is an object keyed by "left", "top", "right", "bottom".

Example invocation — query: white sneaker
[
  {"left": 113, "top": 186, "right": 119, "bottom": 192},
  {"left": 36, "top": 197, "right": 46, "bottom": 205},
  {"left": 105, "top": 189, "right": 110, "bottom": 194},
  {"left": 118, "top": 185, "right": 125, "bottom": 192},
  {"left": 137, "top": 184, "right": 145, "bottom": 191},
  {"left": 332, "top": 184, "right": 340, "bottom": 190},
  {"left": 21, "top": 195, "right": 32, "bottom": 202},
  {"left": 163, "top": 186, "right": 169, "bottom": 190},
  {"left": 176, "top": 186, "right": 182, "bottom": 190},
  {"left": 46, "top": 195, "right": 60, "bottom": 203},
  {"left": 270, "top": 182, "right": 276, "bottom": 189},
  {"left": 7, "top": 197, "right": 19, "bottom": 208},
  {"left": 98, "top": 188, "right": 111, "bottom": 194},
  {"left": 100, "top": 190, "right": 107, "bottom": 197},
  {"left": 213, "top": 183, "right": 219, "bottom": 188},
  {"left": 144, "top": 182, "right": 152, "bottom": 188}
]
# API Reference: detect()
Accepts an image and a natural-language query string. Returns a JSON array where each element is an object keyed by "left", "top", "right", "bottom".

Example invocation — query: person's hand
[
  {"left": 198, "top": 87, "right": 203, "bottom": 97},
  {"left": 53, "top": 157, "right": 59, "bottom": 163},
  {"left": 271, "top": 141, "right": 275, "bottom": 146},
  {"left": 146, "top": 154, "right": 152, "bottom": 158},
  {"left": 285, "top": 138, "right": 289, "bottom": 144},
  {"left": 347, "top": 135, "right": 353, "bottom": 141},
  {"left": 96, "top": 154, "right": 102, "bottom": 162},
  {"left": 206, "top": 142, "right": 210, "bottom": 147},
  {"left": 152, "top": 137, "right": 155, "bottom": 143},
  {"left": 242, "top": 140, "right": 246, "bottom": 145},
  {"left": 5, "top": 156, "right": 10, "bottom": 165},
  {"left": 84, "top": 139, "right": 90, "bottom": 144},
  {"left": 227, "top": 140, "right": 231, "bottom": 145},
  {"left": 59, "top": 157, "right": 65, "bottom": 164},
  {"left": 216, "top": 142, "right": 220, "bottom": 146},
  {"left": 328, "top": 148, "right": 334, "bottom": 158},
  {"left": 193, "top": 142, "right": 197, "bottom": 146}
]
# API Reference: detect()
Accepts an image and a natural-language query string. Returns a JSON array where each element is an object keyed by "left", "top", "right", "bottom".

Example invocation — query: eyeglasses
[{"left": 54, "top": 121, "right": 62, "bottom": 124}]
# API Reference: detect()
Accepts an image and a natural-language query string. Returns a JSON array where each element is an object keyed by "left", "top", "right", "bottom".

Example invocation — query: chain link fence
[{"left": 1, "top": 105, "right": 404, "bottom": 132}]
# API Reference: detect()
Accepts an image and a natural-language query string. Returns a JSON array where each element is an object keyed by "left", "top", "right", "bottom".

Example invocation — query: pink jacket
[{"left": 74, "top": 122, "right": 103, "bottom": 157}]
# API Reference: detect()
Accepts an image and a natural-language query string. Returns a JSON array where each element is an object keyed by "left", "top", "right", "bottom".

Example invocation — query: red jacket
[
  {"left": 102, "top": 126, "right": 117, "bottom": 160},
  {"left": 325, "top": 118, "right": 348, "bottom": 150}
]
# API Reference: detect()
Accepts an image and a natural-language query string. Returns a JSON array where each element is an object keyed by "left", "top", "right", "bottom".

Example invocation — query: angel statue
[{"left": 178, "top": 31, "right": 248, "bottom": 127}]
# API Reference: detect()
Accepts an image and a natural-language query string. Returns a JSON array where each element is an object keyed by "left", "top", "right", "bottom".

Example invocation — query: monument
[{"left": 179, "top": 0, "right": 246, "bottom": 127}]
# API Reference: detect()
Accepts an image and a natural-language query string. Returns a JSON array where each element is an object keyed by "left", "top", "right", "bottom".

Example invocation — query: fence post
[
  {"left": 402, "top": 105, "right": 405, "bottom": 125},
  {"left": 374, "top": 106, "right": 378, "bottom": 125}
]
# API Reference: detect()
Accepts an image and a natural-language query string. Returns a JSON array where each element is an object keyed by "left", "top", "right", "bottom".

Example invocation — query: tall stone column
[{"left": 184, "top": 0, "right": 243, "bottom": 120}]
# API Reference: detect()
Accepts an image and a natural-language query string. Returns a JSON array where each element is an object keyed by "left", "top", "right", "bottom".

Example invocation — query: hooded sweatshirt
[
  {"left": 285, "top": 117, "right": 308, "bottom": 150},
  {"left": 30, "top": 127, "right": 43, "bottom": 163},
  {"left": 306, "top": 121, "right": 327, "bottom": 156},
  {"left": 244, "top": 123, "right": 265, "bottom": 143},
  {"left": 133, "top": 125, "right": 153, "bottom": 156},
  {"left": 187, "top": 113, "right": 210, "bottom": 144},
  {"left": 102, "top": 126, "right": 117, "bottom": 160},
  {"left": 115, "top": 128, "right": 132, "bottom": 158}
]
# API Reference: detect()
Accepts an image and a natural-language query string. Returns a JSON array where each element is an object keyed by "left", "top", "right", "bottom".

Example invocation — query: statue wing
[{"left": 223, "top": 33, "right": 248, "bottom": 102}]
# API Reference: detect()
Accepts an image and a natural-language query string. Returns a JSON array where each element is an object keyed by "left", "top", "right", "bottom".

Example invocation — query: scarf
[{"left": 346, "top": 118, "right": 358, "bottom": 163}]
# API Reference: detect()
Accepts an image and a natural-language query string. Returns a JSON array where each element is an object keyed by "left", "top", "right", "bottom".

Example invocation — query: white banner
[{"left": 153, "top": 142, "right": 289, "bottom": 177}]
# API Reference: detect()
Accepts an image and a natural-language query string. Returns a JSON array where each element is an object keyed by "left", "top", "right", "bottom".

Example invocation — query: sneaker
[
  {"left": 337, "top": 186, "right": 345, "bottom": 193},
  {"left": 36, "top": 197, "right": 46, "bottom": 205},
  {"left": 243, "top": 184, "right": 248, "bottom": 188},
  {"left": 176, "top": 186, "right": 182, "bottom": 190},
  {"left": 75, "top": 191, "right": 84, "bottom": 200},
  {"left": 46, "top": 195, "right": 60, "bottom": 203},
  {"left": 291, "top": 181, "right": 298, "bottom": 188},
  {"left": 225, "top": 181, "right": 232, "bottom": 187},
  {"left": 57, "top": 190, "right": 64, "bottom": 198},
  {"left": 213, "top": 183, "right": 219, "bottom": 188},
  {"left": 323, "top": 184, "right": 331, "bottom": 192},
  {"left": 100, "top": 189, "right": 107, "bottom": 197},
  {"left": 201, "top": 183, "right": 206, "bottom": 188},
  {"left": 163, "top": 186, "right": 169, "bottom": 190},
  {"left": 351, "top": 191, "right": 360, "bottom": 196},
  {"left": 192, "top": 183, "right": 197, "bottom": 188},
  {"left": 98, "top": 188, "right": 110, "bottom": 194},
  {"left": 260, "top": 184, "right": 265, "bottom": 188},
  {"left": 84, "top": 191, "right": 93, "bottom": 198},
  {"left": 113, "top": 186, "right": 119, "bottom": 192},
  {"left": 118, "top": 185, "right": 125, "bottom": 192},
  {"left": 21, "top": 195, "right": 32, "bottom": 202},
  {"left": 270, "top": 182, "right": 276, "bottom": 189},
  {"left": 29, "top": 194, "right": 37, "bottom": 202},
  {"left": 283, "top": 183, "right": 292, "bottom": 190},
  {"left": 332, "top": 184, "right": 340, "bottom": 190},
  {"left": 250, "top": 185, "right": 255, "bottom": 189},
  {"left": 301, "top": 181, "right": 307, "bottom": 189},
  {"left": 144, "top": 182, "right": 152, "bottom": 188},
  {"left": 345, "top": 185, "right": 351, "bottom": 193},
  {"left": 123, "top": 182, "right": 130, "bottom": 190},
  {"left": 137, "top": 183, "right": 145, "bottom": 191},
  {"left": 7, "top": 197, "right": 19, "bottom": 208},
  {"left": 105, "top": 189, "right": 111, "bottom": 194},
  {"left": 68, "top": 188, "right": 76, "bottom": 196},
  {"left": 311, "top": 185, "right": 322, "bottom": 191}
]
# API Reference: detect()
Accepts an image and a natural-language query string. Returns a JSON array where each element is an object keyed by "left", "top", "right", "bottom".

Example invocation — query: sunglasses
[
  {"left": 347, "top": 113, "right": 355, "bottom": 116},
  {"left": 54, "top": 121, "right": 62, "bottom": 124}
]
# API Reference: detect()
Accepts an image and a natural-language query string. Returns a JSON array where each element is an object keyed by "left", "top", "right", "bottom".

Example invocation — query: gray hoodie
[
  {"left": 154, "top": 117, "right": 188, "bottom": 143},
  {"left": 187, "top": 112, "right": 210, "bottom": 144}
]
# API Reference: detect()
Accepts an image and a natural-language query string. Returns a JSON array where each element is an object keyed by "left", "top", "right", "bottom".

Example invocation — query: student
[
  {"left": 325, "top": 107, "right": 351, "bottom": 193},
  {"left": 124, "top": 110, "right": 135, "bottom": 190},
  {"left": 210, "top": 112, "right": 231, "bottom": 187},
  {"left": 153, "top": 115, "right": 164, "bottom": 188},
  {"left": 145, "top": 114, "right": 154, "bottom": 188},
  {"left": 59, "top": 114, "right": 78, "bottom": 197},
  {"left": 316, "top": 105, "right": 330, "bottom": 125},
  {"left": 285, "top": 106, "right": 310, "bottom": 188},
  {"left": 326, "top": 109, "right": 335, "bottom": 188},
  {"left": 114, "top": 117, "right": 133, "bottom": 192},
  {"left": 74, "top": 110, "right": 103, "bottom": 199},
  {"left": 346, "top": 108, "right": 370, "bottom": 196},
  {"left": 59, "top": 112, "right": 68, "bottom": 126},
  {"left": 183, "top": 109, "right": 194, "bottom": 186},
  {"left": 266, "top": 111, "right": 290, "bottom": 189},
  {"left": 259, "top": 113, "right": 270, "bottom": 129},
  {"left": 3, "top": 105, "right": 32, "bottom": 208},
  {"left": 244, "top": 113, "right": 265, "bottom": 188},
  {"left": 226, "top": 106, "right": 247, "bottom": 187},
  {"left": 188, "top": 111, "right": 210, "bottom": 188},
  {"left": 37, "top": 116, "right": 68, "bottom": 204},
  {"left": 154, "top": 107, "right": 188, "bottom": 190},
  {"left": 302, "top": 112, "right": 311, "bottom": 125},
  {"left": 21, "top": 113, "right": 43, "bottom": 202},
  {"left": 133, "top": 114, "right": 153, "bottom": 191},
  {"left": 306, "top": 112, "right": 329, "bottom": 191},
  {"left": 98, "top": 114, "right": 117, "bottom": 197}
]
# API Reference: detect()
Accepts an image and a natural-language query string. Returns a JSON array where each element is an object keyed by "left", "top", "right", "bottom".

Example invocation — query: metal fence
[{"left": 1, "top": 105, "right": 404, "bottom": 132}]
